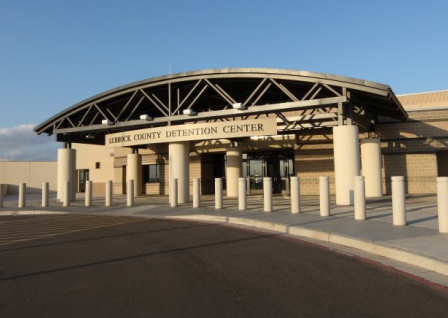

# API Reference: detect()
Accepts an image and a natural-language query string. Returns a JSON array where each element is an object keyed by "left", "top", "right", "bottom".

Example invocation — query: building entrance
[{"left": 243, "top": 151, "right": 295, "bottom": 194}]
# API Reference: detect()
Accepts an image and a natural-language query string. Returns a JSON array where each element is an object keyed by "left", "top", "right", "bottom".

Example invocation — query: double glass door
[{"left": 243, "top": 151, "right": 294, "bottom": 194}]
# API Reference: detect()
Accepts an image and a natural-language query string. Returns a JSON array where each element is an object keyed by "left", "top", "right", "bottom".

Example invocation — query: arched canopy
[{"left": 34, "top": 68, "right": 407, "bottom": 145}]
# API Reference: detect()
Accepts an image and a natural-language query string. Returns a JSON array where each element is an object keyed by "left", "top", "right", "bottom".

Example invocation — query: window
[
  {"left": 95, "top": 162, "right": 100, "bottom": 169},
  {"left": 143, "top": 164, "right": 162, "bottom": 183}
]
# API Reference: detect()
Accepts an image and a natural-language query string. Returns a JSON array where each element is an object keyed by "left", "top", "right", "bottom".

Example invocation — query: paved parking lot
[{"left": 0, "top": 214, "right": 447, "bottom": 318}]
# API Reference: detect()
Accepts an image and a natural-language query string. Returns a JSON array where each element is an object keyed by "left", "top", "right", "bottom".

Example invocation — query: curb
[
  {"left": 164, "top": 214, "right": 448, "bottom": 277},
  {"left": 1, "top": 210, "right": 447, "bottom": 277}
]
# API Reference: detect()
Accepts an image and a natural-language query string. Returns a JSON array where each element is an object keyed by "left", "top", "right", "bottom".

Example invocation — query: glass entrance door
[
  {"left": 244, "top": 151, "right": 294, "bottom": 194},
  {"left": 78, "top": 169, "right": 89, "bottom": 193}
]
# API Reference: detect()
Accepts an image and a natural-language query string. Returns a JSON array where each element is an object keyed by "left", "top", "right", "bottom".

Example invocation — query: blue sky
[{"left": 1, "top": 0, "right": 448, "bottom": 159}]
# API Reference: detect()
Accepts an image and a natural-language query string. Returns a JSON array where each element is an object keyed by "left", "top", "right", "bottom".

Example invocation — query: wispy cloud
[{"left": 0, "top": 124, "right": 59, "bottom": 161}]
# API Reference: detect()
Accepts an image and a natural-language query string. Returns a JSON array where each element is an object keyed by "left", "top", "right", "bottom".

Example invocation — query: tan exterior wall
[
  {"left": 73, "top": 143, "right": 115, "bottom": 194},
  {"left": 0, "top": 161, "right": 57, "bottom": 194}
]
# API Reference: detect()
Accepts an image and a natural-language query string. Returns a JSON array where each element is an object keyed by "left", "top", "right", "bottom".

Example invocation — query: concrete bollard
[
  {"left": 263, "top": 177, "right": 273, "bottom": 212},
  {"left": 437, "top": 177, "right": 448, "bottom": 233},
  {"left": 170, "top": 178, "right": 178, "bottom": 208},
  {"left": 85, "top": 181, "right": 92, "bottom": 207},
  {"left": 19, "top": 183, "right": 26, "bottom": 208},
  {"left": 319, "top": 176, "right": 330, "bottom": 216},
  {"left": 127, "top": 180, "right": 134, "bottom": 207},
  {"left": 354, "top": 176, "right": 366, "bottom": 220},
  {"left": 193, "top": 178, "right": 201, "bottom": 208},
  {"left": 105, "top": 180, "right": 113, "bottom": 207},
  {"left": 42, "top": 182, "right": 49, "bottom": 207},
  {"left": 392, "top": 176, "right": 406, "bottom": 226},
  {"left": 0, "top": 184, "right": 4, "bottom": 208},
  {"left": 215, "top": 178, "right": 223, "bottom": 209},
  {"left": 238, "top": 177, "right": 247, "bottom": 211},
  {"left": 63, "top": 181, "right": 70, "bottom": 207},
  {"left": 290, "top": 177, "right": 300, "bottom": 213}
]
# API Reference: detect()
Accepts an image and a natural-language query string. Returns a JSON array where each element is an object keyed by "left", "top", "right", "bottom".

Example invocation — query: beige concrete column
[
  {"left": 263, "top": 177, "right": 273, "bottom": 212},
  {"left": 437, "top": 177, "right": 448, "bottom": 233},
  {"left": 169, "top": 142, "right": 190, "bottom": 204},
  {"left": 290, "top": 177, "right": 300, "bottom": 214},
  {"left": 127, "top": 180, "right": 134, "bottom": 207},
  {"left": 361, "top": 138, "right": 383, "bottom": 197},
  {"left": 18, "top": 183, "right": 26, "bottom": 208},
  {"left": 226, "top": 146, "right": 242, "bottom": 197},
  {"left": 215, "top": 178, "right": 223, "bottom": 209},
  {"left": 193, "top": 178, "right": 200, "bottom": 208},
  {"left": 126, "top": 153, "right": 142, "bottom": 196},
  {"left": 57, "top": 148, "right": 76, "bottom": 202},
  {"left": 333, "top": 125, "right": 360, "bottom": 205},
  {"left": 392, "top": 176, "right": 406, "bottom": 226},
  {"left": 85, "top": 181, "right": 92, "bottom": 206},
  {"left": 42, "top": 182, "right": 49, "bottom": 208}
]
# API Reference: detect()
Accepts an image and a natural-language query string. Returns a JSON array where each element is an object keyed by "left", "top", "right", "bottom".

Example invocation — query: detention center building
[{"left": 29, "top": 68, "right": 448, "bottom": 205}]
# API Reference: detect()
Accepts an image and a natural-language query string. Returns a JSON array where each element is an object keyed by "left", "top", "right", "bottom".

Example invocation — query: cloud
[{"left": 0, "top": 124, "right": 60, "bottom": 161}]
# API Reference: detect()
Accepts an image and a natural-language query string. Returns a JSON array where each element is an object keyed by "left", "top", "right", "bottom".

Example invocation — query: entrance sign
[{"left": 105, "top": 118, "right": 277, "bottom": 147}]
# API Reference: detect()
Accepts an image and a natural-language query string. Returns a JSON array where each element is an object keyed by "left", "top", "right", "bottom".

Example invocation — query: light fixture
[
  {"left": 183, "top": 109, "right": 197, "bottom": 116},
  {"left": 139, "top": 114, "right": 153, "bottom": 121},
  {"left": 232, "top": 103, "right": 246, "bottom": 110},
  {"left": 86, "top": 134, "right": 95, "bottom": 139},
  {"left": 102, "top": 119, "right": 113, "bottom": 125}
]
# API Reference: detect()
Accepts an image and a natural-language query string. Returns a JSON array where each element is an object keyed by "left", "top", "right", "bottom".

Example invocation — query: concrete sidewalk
[{"left": 1, "top": 193, "right": 447, "bottom": 277}]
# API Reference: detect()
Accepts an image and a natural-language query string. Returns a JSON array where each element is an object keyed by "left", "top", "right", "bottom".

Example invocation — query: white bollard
[
  {"left": 85, "top": 181, "right": 92, "bottom": 207},
  {"left": 354, "top": 176, "right": 366, "bottom": 220},
  {"left": 42, "top": 182, "right": 49, "bottom": 207},
  {"left": 392, "top": 176, "right": 406, "bottom": 226},
  {"left": 290, "top": 177, "right": 300, "bottom": 213},
  {"left": 127, "top": 180, "right": 134, "bottom": 207},
  {"left": 238, "top": 177, "right": 247, "bottom": 211},
  {"left": 193, "top": 178, "right": 200, "bottom": 208},
  {"left": 263, "top": 177, "right": 273, "bottom": 212},
  {"left": 170, "top": 178, "right": 178, "bottom": 208},
  {"left": 437, "top": 177, "right": 448, "bottom": 233},
  {"left": 0, "top": 184, "right": 4, "bottom": 208},
  {"left": 319, "top": 177, "right": 330, "bottom": 217},
  {"left": 63, "top": 181, "right": 70, "bottom": 207},
  {"left": 19, "top": 183, "right": 26, "bottom": 208},
  {"left": 215, "top": 178, "right": 223, "bottom": 209},
  {"left": 105, "top": 180, "right": 113, "bottom": 207}
]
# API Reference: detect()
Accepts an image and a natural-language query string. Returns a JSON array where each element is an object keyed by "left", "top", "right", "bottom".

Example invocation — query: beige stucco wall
[
  {"left": 0, "top": 161, "right": 57, "bottom": 194},
  {"left": 73, "top": 143, "right": 115, "bottom": 194}
]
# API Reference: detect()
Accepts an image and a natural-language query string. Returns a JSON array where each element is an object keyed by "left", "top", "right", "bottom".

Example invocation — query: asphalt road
[{"left": 0, "top": 214, "right": 447, "bottom": 318}]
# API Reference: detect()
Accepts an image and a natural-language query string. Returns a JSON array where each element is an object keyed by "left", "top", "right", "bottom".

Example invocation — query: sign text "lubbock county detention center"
[{"left": 105, "top": 118, "right": 277, "bottom": 147}]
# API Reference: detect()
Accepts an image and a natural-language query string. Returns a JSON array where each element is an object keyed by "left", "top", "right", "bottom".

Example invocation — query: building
[{"left": 33, "top": 69, "right": 448, "bottom": 204}]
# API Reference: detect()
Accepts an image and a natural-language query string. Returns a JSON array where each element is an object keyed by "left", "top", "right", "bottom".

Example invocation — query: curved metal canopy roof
[{"left": 34, "top": 68, "right": 407, "bottom": 144}]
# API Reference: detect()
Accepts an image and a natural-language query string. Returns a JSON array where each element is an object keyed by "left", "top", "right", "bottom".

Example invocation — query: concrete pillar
[
  {"left": 238, "top": 177, "right": 247, "bottom": 211},
  {"left": 193, "top": 178, "right": 200, "bottom": 208},
  {"left": 0, "top": 184, "right": 3, "bottom": 208},
  {"left": 126, "top": 154, "right": 142, "bottom": 197},
  {"left": 169, "top": 142, "right": 189, "bottom": 204},
  {"left": 63, "top": 181, "right": 70, "bottom": 207},
  {"left": 85, "top": 181, "right": 92, "bottom": 206},
  {"left": 263, "top": 177, "right": 273, "bottom": 212},
  {"left": 105, "top": 180, "right": 113, "bottom": 207},
  {"left": 42, "top": 182, "right": 49, "bottom": 207},
  {"left": 215, "top": 178, "right": 223, "bottom": 209},
  {"left": 354, "top": 176, "right": 366, "bottom": 220},
  {"left": 319, "top": 177, "right": 330, "bottom": 217},
  {"left": 57, "top": 148, "right": 76, "bottom": 202},
  {"left": 392, "top": 176, "right": 406, "bottom": 226},
  {"left": 127, "top": 180, "right": 134, "bottom": 207},
  {"left": 437, "top": 177, "right": 448, "bottom": 233},
  {"left": 226, "top": 146, "right": 242, "bottom": 197},
  {"left": 361, "top": 138, "right": 383, "bottom": 197},
  {"left": 333, "top": 125, "right": 360, "bottom": 205},
  {"left": 290, "top": 177, "right": 300, "bottom": 214},
  {"left": 19, "top": 183, "right": 26, "bottom": 208},
  {"left": 170, "top": 178, "right": 178, "bottom": 208}
]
